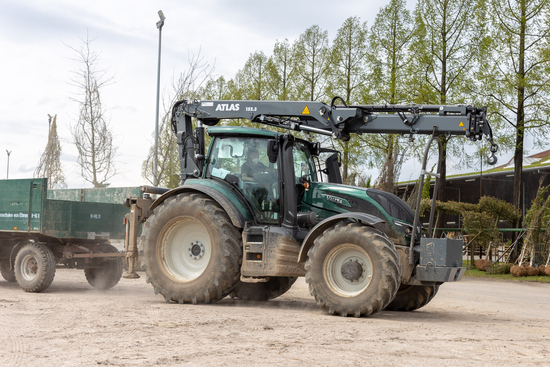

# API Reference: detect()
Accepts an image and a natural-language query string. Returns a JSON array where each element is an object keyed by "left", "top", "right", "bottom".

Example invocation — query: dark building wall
[{"left": 396, "top": 166, "right": 550, "bottom": 229}]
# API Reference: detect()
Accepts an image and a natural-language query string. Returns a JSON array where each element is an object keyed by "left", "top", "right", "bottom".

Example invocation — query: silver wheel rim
[
  {"left": 324, "top": 244, "right": 373, "bottom": 297},
  {"left": 159, "top": 217, "right": 211, "bottom": 282},
  {"left": 20, "top": 254, "right": 39, "bottom": 282}
]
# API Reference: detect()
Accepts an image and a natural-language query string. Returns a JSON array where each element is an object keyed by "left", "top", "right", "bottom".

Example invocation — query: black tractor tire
[
  {"left": 229, "top": 277, "right": 298, "bottom": 301},
  {"left": 305, "top": 222, "right": 401, "bottom": 317},
  {"left": 385, "top": 284, "right": 440, "bottom": 312},
  {"left": 141, "top": 192, "right": 242, "bottom": 304},
  {"left": 14, "top": 242, "right": 56, "bottom": 293},
  {"left": 84, "top": 244, "right": 124, "bottom": 290},
  {"left": 0, "top": 261, "right": 16, "bottom": 282}
]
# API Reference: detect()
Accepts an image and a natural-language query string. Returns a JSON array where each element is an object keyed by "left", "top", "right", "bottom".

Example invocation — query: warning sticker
[
  {"left": 302, "top": 106, "right": 310, "bottom": 115},
  {"left": 459, "top": 121, "right": 464, "bottom": 126}
]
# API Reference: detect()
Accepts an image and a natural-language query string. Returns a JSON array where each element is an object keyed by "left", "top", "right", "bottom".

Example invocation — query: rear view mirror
[
  {"left": 267, "top": 139, "right": 279, "bottom": 164},
  {"left": 325, "top": 153, "right": 342, "bottom": 184}
]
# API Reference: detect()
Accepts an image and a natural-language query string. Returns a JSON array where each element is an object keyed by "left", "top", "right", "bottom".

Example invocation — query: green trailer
[{"left": 0, "top": 178, "right": 139, "bottom": 292}]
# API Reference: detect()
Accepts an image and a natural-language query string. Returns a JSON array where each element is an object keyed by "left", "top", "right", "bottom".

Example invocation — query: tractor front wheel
[{"left": 305, "top": 222, "right": 401, "bottom": 317}]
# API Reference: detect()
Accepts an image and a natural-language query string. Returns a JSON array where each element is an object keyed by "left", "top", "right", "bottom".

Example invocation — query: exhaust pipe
[{"left": 141, "top": 185, "right": 170, "bottom": 195}]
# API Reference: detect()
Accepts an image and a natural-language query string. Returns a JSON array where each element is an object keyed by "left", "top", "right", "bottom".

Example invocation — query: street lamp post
[
  {"left": 154, "top": 10, "right": 166, "bottom": 187},
  {"left": 6, "top": 150, "right": 11, "bottom": 179}
]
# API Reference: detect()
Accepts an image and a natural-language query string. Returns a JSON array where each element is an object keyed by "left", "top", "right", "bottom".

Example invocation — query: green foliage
[
  {"left": 462, "top": 211, "right": 499, "bottom": 247},
  {"left": 329, "top": 16, "right": 368, "bottom": 104},
  {"left": 418, "top": 196, "right": 519, "bottom": 247},
  {"left": 486, "top": 263, "right": 512, "bottom": 275},
  {"left": 171, "top": 1, "right": 550, "bottom": 194},
  {"left": 368, "top": 0, "right": 413, "bottom": 105},
  {"left": 524, "top": 184, "right": 550, "bottom": 255},
  {"left": 465, "top": 268, "right": 550, "bottom": 282},
  {"left": 421, "top": 178, "right": 431, "bottom": 199},
  {"left": 478, "top": 196, "right": 521, "bottom": 225},
  {"left": 292, "top": 25, "right": 331, "bottom": 101}
]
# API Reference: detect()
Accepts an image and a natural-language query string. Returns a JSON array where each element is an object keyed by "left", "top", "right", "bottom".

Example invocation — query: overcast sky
[{"left": 0, "top": 0, "right": 519, "bottom": 188}]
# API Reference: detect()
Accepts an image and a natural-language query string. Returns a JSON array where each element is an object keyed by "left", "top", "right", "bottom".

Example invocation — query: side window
[
  {"left": 208, "top": 138, "right": 246, "bottom": 179},
  {"left": 293, "top": 142, "right": 316, "bottom": 183}
]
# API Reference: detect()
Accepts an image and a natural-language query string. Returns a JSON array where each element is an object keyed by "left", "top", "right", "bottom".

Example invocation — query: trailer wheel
[
  {"left": 385, "top": 284, "right": 440, "bottom": 311},
  {"left": 305, "top": 222, "right": 401, "bottom": 317},
  {"left": 14, "top": 243, "right": 56, "bottom": 293},
  {"left": 84, "top": 244, "right": 123, "bottom": 290},
  {"left": 229, "top": 277, "right": 297, "bottom": 301},
  {"left": 141, "top": 193, "right": 242, "bottom": 304},
  {"left": 0, "top": 261, "right": 16, "bottom": 282}
]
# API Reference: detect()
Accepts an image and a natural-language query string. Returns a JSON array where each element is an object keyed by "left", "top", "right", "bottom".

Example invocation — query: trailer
[{"left": 0, "top": 178, "right": 139, "bottom": 292}]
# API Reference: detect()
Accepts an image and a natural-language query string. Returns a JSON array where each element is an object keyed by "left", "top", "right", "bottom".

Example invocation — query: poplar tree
[
  {"left": 411, "top": 0, "right": 481, "bottom": 227},
  {"left": 266, "top": 39, "right": 294, "bottom": 101},
  {"left": 327, "top": 17, "right": 369, "bottom": 184},
  {"left": 367, "top": 0, "right": 415, "bottom": 192},
  {"left": 238, "top": 51, "right": 270, "bottom": 100},
  {"left": 34, "top": 114, "right": 67, "bottom": 189},
  {"left": 69, "top": 35, "right": 117, "bottom": 188},
  {"left": 485, "top": 0, "right": 550, "bottom": 212},
  {"left": 292, "top": 25, "right": 332, "bottom": 101}
]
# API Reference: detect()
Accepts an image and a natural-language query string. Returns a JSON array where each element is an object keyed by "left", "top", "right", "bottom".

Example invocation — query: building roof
[{"left": 493, "top": 148, "right": 550, "bottom": 170}]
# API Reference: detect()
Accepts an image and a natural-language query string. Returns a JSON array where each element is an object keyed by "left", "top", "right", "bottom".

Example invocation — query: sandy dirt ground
[{"left": 0, "top": 269, "right": 549, "bottom": 367}]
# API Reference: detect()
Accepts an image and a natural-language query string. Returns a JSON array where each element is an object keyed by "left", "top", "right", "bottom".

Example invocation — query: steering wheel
[{"left": 252, "top": 172, "right": 274, "bottom": 185}]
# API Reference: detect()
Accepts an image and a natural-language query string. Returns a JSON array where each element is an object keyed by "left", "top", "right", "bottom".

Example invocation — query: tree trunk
[{"left": 513, "top": 0, "right": 526, "bottom": 217}]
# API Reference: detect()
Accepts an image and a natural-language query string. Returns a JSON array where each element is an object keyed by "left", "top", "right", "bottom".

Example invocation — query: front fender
[
  {"left": 297, "top": 212, "right": 385, "bottom": 263},
  {"left": 149, "top": 182, "right": 252, "bottom": 228}
]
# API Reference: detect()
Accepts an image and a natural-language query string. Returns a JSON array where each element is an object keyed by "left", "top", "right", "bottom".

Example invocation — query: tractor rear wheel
[
  {"left": 141, "top": 193, "right": 242, "bottom": 304},
  {"left": 84, "top": 244, "right": 123, "bottom": 290},
  {"left": 14, "top": 242, "right": 56, "bottom": 293},
  {"left": 305, "top": 222, "right": 401, "bottom": 317},
  {"left": 385, "top": 284, "right": 440, "bottom": 311},
  {"left": 0, "top": 261, "right": 16, "bottom": 282},
  {"left": 229, "top": 277, "right": 297, "bottom": 301}
]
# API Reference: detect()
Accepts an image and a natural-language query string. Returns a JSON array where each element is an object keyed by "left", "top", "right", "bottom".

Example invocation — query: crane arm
[{"left": 171, "top": 98, "right": 499, "bottom": 179}]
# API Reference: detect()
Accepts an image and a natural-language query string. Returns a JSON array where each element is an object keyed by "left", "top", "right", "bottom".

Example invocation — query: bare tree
[
  {"left": 142, "top": 52, "right": 214, "bottom": 187},
  {"left": 68, "top": 35, "right": 117, "bottom": 188},
  {"left": 34, "top": 114, "right": 67, "bottom": 189}
]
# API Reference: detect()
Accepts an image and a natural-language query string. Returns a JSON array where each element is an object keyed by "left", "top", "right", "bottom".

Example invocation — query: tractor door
[{"left": 207, "top": 136, "right": 281, "bottom": 224}]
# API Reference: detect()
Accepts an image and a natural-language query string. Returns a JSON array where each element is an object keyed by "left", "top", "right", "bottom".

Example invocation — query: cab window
[{"left": 208, "top": 136, "right": 280, "bottom": 224}]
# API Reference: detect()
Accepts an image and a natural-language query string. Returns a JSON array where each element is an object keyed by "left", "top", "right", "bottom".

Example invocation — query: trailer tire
[
  {"left": 385, "top": 284, "right": 440, "bottom": 311},
  {"left": 14, "top": 242, "right": 56, "bottom": 293},
  {"left": 141, "top": 193, "right": 242, "bottom": 304},
  {"left": 0, "top": 261, "right": 16, "bottom": 282},
  {"left": 84, "top": 244, "right": 124, "bottom": 290},
  {"left": 229, "top": 277, "right": 297, "bottom": 301},
  {"left": 305, "top": 222, "right": 401, "bottom": 317}
]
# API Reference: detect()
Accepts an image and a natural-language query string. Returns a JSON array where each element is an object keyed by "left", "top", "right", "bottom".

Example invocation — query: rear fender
[
  {"left": 149, "top": 185, "right": 250, "bottom": 228},
  {"left": 297, "top": 212, "right": 385, "bottom": 263},
  {"left": 8, "top": 241, "right": 28, "bottom": 270}
]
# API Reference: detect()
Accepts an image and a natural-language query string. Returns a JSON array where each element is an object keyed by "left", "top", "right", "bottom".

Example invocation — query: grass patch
[{"left": 464, "top": 268, "right": 550, "bottom": 283}]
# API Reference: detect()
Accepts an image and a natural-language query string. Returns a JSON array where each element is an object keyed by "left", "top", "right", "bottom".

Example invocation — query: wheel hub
[
  {"left": 341, "top": 259, "right": 365, "bottom": 282},
  {"left": 188, "top": 241, "right": 205, "bottom": 260}
]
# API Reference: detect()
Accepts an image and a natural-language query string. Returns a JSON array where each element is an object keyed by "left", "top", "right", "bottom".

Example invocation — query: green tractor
[{"left": 137, "top": 98, "right": 498, "bottom": 317}]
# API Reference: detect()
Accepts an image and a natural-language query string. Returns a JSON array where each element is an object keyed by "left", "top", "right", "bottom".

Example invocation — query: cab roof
[{"left": 206, "top": 126, "right": 280, "bottom": 138}]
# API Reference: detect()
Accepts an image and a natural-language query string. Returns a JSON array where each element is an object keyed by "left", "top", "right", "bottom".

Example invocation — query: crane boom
[{"left": 171, "top": 97, "right": 498, "bottom": 180}]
